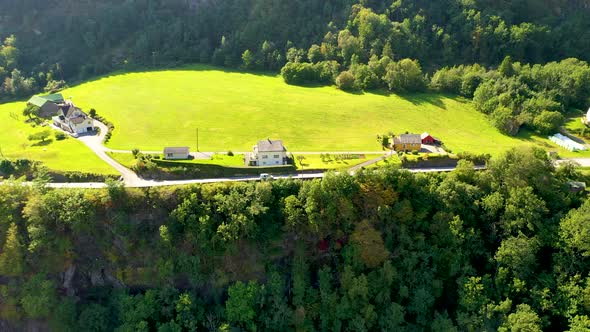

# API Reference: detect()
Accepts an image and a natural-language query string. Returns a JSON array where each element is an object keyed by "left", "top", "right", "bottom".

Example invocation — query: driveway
[
  {"left": 76, "top": 121, "right": 143, "bottom": 186},
  {"left": 420, "top": 144, "right": 446, "bottom": 154}
]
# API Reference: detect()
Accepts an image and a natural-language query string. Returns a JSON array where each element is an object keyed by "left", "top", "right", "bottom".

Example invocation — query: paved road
[
  {"left": 76, "top": 121, "right": 143, "bottom": 186},
  {"left": 556, "top": 158, "right": 590, "bottom": 167},
  {"left": 38, "top": 166, "right": 490, "bottom": 189},
  {"left": 349, "top": 151, "right": 395, "bottom": 173},
  {"left": 44, "top": 173, "right": 326, "bottom": 188},
  {"left": 408, "top": 165, "right": 487, "bottom": 173}
]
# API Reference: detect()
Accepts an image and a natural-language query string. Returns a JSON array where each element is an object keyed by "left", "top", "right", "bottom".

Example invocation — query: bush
[
  {"left": 280, "top": 61, "right": 339, "bottom": 85},
  {"left": 132, "top": 148, "right": 140, "bottom": 158},
  {"left": 0, "top": 159, "right": 15, "bottom": 175},
  {"left": 281, "top": 62, "right": 317, "bottom": 85},
  {"left": 335, "top": 71, "right": 356, "bottom": 91},
  {"left": 28, "top": 129, "right": 52, "bottom": 143},
  {"left": 54, "top": 132, "right": 67, "bottom": 140},
  {"left": 490, "top": 107, "right": 521, "bottom": 135},
  {"left": 532, "top": 110, "right": 564, "bottom": 135},
  {"left": 228, "top": 150, "right": 234, "bottom": 156},
  {"left": 43, "top": 79, "right": 67, "bottom": 93},
  {"left": 384, "top": 58, "right": 426, "bottom": 92},
  {"left": 91, "top": 112, "right": 115, "bottom": 143}
]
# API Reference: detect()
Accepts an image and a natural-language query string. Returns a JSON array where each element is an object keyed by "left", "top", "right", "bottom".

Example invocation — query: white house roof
[
  {"left": 164, "top": 147, "right": 190, "bottom": 154},
  {"left": 257, "top": 139, "right": 286, "bottom": 152}
]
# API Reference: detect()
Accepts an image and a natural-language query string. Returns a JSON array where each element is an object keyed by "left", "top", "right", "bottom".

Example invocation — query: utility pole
[{"left": 196, "top": 128, "right": 199, "bottom": 152}]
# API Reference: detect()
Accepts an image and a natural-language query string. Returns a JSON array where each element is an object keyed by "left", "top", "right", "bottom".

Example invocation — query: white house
[
  {"left": 247, "top": 139, "right": 289, "bottom": 166},
  {"left": 163, "top": 147, "right": 190, "bottom": 160},
  {"left": 52, "top": 102, "right": 94, "bottom": 135},
  {"left": 586, "top": 107, "right": 590, "bottom": 124}
]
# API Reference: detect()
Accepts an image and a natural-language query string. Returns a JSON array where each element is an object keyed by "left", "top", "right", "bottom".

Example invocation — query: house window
[
  {"left": 167, "top": 153, "right": 173, "bottom": 158},
  {"left": 262, "top": 155, "right": 268, "bottom": 159},
  {"left": 273, "top": 155, "right": 279, "bottom": 158}
]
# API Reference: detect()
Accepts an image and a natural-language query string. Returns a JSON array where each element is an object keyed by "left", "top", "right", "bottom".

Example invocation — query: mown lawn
[
  {"left": 294, "top": 153, "right": 384, "bottom": 171},
  {"left": 367, "top": 156, "right": 403, "bottom": 169},
  {"left": 107, "top": 152, "right": 245, "bottom": 168},
  {"left": 565, "top": 117, "right": 588, "bottom": 132},
  {"left": 0, "top": 102, "right": 119, "bottom": 175},
  {"left": 62, "top": 64, "right": 578, "bottom": 156}
]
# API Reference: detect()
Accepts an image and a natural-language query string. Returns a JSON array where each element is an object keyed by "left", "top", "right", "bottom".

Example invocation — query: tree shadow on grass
[
  {"left": 72, "top": 63, "right": 280, "bottom": 86},
  {"left": 513, "top": 129, "right": 557, "bottom": 149},
  {"left": 363, "top": 90, "right": 469, "bottom": 111},
  {"left": 339, "top": 89, "right": 365, "bottom": 96},
  {"left": 31, "top": 139, "right": 54, "bottom": 147},
  {"left": 397, "top": 93, "right": 448, "bottom": 110}
]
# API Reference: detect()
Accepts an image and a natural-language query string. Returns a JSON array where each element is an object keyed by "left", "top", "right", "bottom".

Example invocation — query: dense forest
[
  {"left": 2, "top": 1, "right": 590, "bottom": 134},
  {"left": 1, "top": 147, "right": 590, "bottom": 331},
  {"left": 1, "top": 0, "right": 590, "bottom": 94}
]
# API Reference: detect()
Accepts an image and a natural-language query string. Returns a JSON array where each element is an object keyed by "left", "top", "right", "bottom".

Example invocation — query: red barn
[{"left": 421, "top": 132, "right": 436, "bottom": 145}]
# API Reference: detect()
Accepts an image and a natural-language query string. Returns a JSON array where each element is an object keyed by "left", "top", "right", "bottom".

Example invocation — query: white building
[
  {"left": 549, "top": 133, "right": 588, "bottom": 152},
  {"left": 586, "top": 107, "right": 590, "bottom": 124},
  {"left": 247, "top": 139, "right": 289, "bottom": 166},
  {"left": 163, "top": 147, "right": 190, "bottom": 160},
  {"left": 52, "top": 103, "right": 94, "bottom": 135}
]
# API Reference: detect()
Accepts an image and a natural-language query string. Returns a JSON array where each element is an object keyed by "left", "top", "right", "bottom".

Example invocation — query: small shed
[
  {"left": 421, "top": 132, "right": 436, "bottom": 145},
  {"left": 163, "top": 147, "right": 190, "bottom": 160}
]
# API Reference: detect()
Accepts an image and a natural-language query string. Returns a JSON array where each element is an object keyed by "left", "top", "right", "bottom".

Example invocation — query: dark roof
[
  {"left": 65, "top": 106, "right": 86, "bottom": 119},
  {"left": 257, "top": 139, "right": 286, "bottom": 152},
  {"left": 70, "top": 117, "right": 87, "bottom": 124},
  {"left": 164, "top": 147, "right": 190, "bottom": 154},
  {"left": 395, "top": 134, "right": 422, "bottom": 144}
]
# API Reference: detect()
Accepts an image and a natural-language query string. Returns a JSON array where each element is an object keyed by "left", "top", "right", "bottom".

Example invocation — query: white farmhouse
[
  {"left": 52, "top": 103, "right": 94, "bottom": 135},
  {"left": 248, "top": 139, "right": 289, "bottom": 166}
]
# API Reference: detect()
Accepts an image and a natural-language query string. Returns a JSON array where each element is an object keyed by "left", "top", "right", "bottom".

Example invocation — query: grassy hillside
[
  {"left": 0, "top": 102, "right": 119, "bottom": 175},
  {"left": 63, "top": 65, "right": 581, "bottom": 156}
]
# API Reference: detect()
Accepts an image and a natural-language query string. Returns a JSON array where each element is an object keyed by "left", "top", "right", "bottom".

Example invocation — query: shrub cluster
[{"left": 90, "top": 109, "right": 115, "bottom": 143}]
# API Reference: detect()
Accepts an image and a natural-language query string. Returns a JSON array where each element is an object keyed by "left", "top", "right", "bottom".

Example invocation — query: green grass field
[
  {"left": 3, "top": 65, "right": 589, "bottom": 176},
  {"left": 0, "top": 102, "right": 119, "bottom": 175},
  {"left": 62, "top": 64, "right": 581, "bottom": 156}
]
